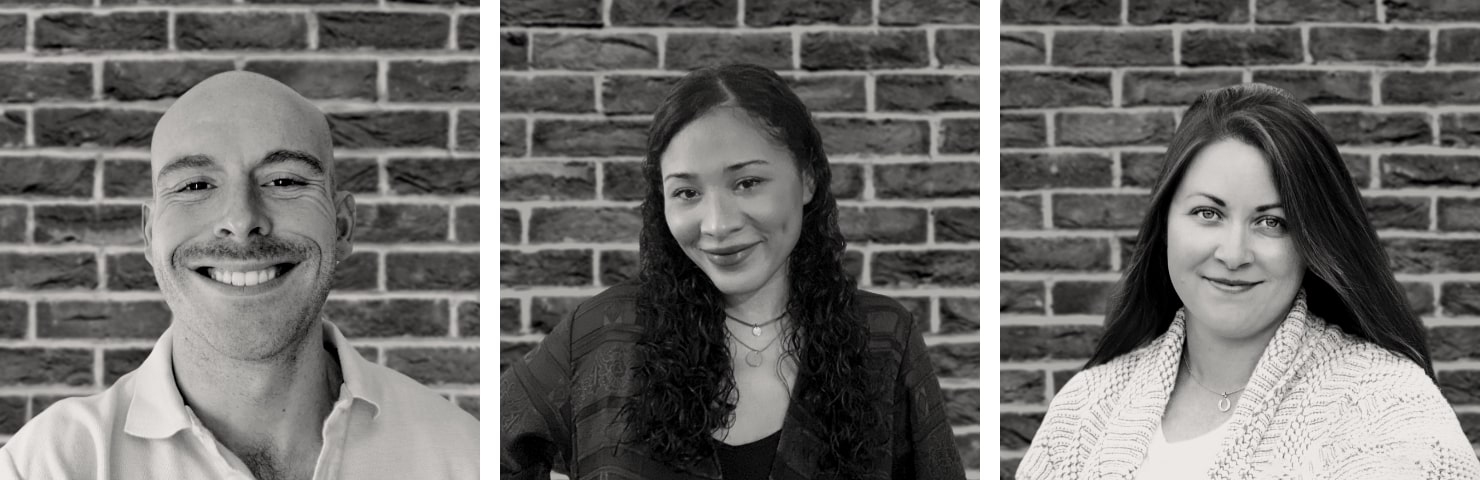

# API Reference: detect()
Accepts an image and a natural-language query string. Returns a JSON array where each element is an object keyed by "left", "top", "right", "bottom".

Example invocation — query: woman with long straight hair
[
  {"left": 1018, "top": 84, "right": 1479, "bottom": 479},
  {"left": 501, "top": 64, "right": 966, "bottom": 480}
]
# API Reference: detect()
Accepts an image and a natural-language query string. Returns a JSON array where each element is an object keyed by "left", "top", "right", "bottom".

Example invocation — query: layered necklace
[
  {"left": 1181, "top": 353, "right": 1245, "bottom": 412},
  {"left": 724, "top": 310, "right": 787, "bottom": 368}
]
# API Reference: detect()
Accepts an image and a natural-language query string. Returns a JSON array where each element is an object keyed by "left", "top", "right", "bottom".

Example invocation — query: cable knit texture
[{"left": 1018, "top": 292, "right": 1480, "bottom": 480}]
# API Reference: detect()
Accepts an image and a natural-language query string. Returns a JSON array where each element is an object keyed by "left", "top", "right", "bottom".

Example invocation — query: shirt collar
[{"left": 124, "top": 319, "right": 384, "bottom": 439}]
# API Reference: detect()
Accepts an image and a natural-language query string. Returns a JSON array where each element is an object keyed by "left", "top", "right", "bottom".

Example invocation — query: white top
[
  {"left": 0, "top": 321, "right": 479, "bottom": 480},
  {"left": 1135, "top": 421, "right": 1230, "bottom": 480}
]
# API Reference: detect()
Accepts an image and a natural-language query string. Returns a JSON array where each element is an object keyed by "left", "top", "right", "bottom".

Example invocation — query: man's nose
[{"left": 214, "top": 184, "right": 271, "bottom": 240}]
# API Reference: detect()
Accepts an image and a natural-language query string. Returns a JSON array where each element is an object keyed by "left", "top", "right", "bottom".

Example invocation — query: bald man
[{"left": 0, "top": 72, "right": 479, "bottom": 480}]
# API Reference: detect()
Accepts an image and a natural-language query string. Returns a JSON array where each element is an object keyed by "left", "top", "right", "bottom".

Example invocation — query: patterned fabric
[
  {"left": 1018, "top": 292, "right": 1480, "bottom": 480},
  {"left": 501, "top": 284, "right": 967, "bottom": 480}
]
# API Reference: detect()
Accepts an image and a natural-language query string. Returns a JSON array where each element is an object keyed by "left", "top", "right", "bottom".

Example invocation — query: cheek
[
  {"left": 1258, "top": 239, "right": 1304, "bottom": 283},
  {"left": 664, "top": 207, "right": 695, "bottom": 244}
]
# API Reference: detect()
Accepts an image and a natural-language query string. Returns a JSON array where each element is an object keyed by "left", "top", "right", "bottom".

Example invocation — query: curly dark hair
[{"left": 617, "top": 64, "right": 883, "bottom": 476}]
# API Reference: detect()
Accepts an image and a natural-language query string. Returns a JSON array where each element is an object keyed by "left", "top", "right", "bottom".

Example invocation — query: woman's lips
[
  {"left": 703, "top": 243, "right": 757, "bottom": 268},
  {"left": 1205, "top": 276, "right": 1261, "bottom": 293}
]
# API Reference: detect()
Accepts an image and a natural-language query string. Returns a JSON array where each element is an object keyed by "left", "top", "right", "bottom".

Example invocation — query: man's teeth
[{"left": 207, "top": 266, "right": 279, "bottom": 287}]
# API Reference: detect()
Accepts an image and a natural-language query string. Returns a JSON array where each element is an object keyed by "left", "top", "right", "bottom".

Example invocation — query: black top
[{"left": 716, "top": 430, "right": 782, "bottom": 480}]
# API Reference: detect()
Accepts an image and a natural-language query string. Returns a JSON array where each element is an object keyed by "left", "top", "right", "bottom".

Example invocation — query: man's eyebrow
[
  {"left": 261, "top": 150, "right": 325, "bottom": 175},
  {"left": 157, "top": 154, "right": 217, "bottom": 182}
]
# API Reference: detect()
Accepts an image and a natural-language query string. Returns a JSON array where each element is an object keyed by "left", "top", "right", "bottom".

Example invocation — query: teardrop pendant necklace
[
  {"left": 1182, "top": 354, "right": 1245, "bottom": 412},
  {"left": 724, "top": 311, "right": 787, "bottom": 337}
]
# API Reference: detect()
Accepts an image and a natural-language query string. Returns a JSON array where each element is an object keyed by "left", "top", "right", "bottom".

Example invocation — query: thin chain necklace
[
  {"left": 726, "top": 328, "right": 781, "bottom": 368},
  {"left": 724, "top": 310, "right": 786, "bottom": 337},
  {"left": 1182, "top": 353, "right": 1245, "bottom": 412}
]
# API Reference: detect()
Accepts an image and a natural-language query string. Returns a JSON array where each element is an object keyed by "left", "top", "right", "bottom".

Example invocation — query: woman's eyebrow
[{"left": 1189, "top": 192, "right": 1280, "bottom": 211}]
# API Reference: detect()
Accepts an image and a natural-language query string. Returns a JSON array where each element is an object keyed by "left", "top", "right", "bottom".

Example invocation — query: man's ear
[
  {"left": 334, "top": 191, "right": 356, "bottom": 262},
  {"left": 140, "top": 202, "right": 154, "bottom": 267}
]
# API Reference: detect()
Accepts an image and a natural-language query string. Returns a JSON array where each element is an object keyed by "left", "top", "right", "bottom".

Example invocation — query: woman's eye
[
  {"left": 671, "top": 188, "right": 698, "bottom": 200},
  {"left": 179, "top": 182, "right": 213, "bottom": 192},
  {"left": 1192, "top": 208, "right": 1220, "bottom": 221},
  {"left": 736, "top": 178, "right": 763, "bottom": 191},
  {"left": 267, "top": 178, "right": 307, "bottom": 187},
  {"left": 1259, "top": 217, "right": 1286, "bottom": 230}
]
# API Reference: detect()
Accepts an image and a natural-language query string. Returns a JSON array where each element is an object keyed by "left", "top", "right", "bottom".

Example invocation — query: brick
[
  {"left": 1461, "top": 413, "right": 1480, "bottom": 446},
  {"left": 1384, "top": 238, "right": 1480, "bottom": 273},
  {"left": 385, "top": 347, "right": 478, "bottom": 384},
  {"left": 843, "top": 250, "right": 863, "bottom": 282},
  {"left": 500, "top": 298, "right": 519, "bottom": 333},
  {"left": 936, "top": 29, "right": 978, "bottom": 67},
  {"left": 36, "top": 301, "right": 169, "bottom": 339},
  {"left": 1182, "top": 28, "right": 1302, "bottom": 66},
  {"left": 0, "top": 396, "right": 20, "bottom": 434},
  {"left": 873, "top": 163, "right": 978, "bottom": 199},
  {"left": 1001, "top": 196, "right": 1042, "bottom": 231},
  {"left": 532, "top": 34, "right": 658, "bottom": 70},
  {"left": 1257, "top": 0, "right": 1375, "bottom": 22},
  {"left": 455, "top": 205, "right": 478, "bottom": 243},
  {"left": 529, "top": 207, "right": 641, "bottom": 243},
  {"left": 1431, "top": 327, "right": 1480, "bottom": 360},
  {"left": 601, "top": 161, "right": 644, "bottom": 201},
  {"left": 501, "top": 209, "right": 520, "bottom": 244},
  {"left": 816, "top": 118, "right": 929, "bottom": 156},
  {"left": 501, "top": 250, "right": 592, "bottom": 287},
  {"left": 1437, "top": 370, "right": 1480, "bottom": 404},
  {"left": 1001, "top": 281, "right": 1046, "bottom": 314},
  {"left": 524, "top": 297, "right": 575, "bottom": 333},
  {"left": 104, "top": 60, "right": 233, "bottom": 101},
  {"left": 939, "top": 297, "right": 978, "bottom": 334},
  {"left": 1002, "top": 370, "right": 1045, "bottom": 403},
  {"left": 502, "top": 162, "right": 595, "bottom": 201},
  {"left": 1002, "top": 0, "right": 1118, "bottom": 25},
  {"left": 934, "top": 207, "right": 979, "bottom": 243},
  {"left": 1438, "top": 29, "right": 1480, "bottom": 63},
  {"left": 458, "top": 14, "right": 478, "bottom": 50},
  {"left": 387, "top": 158, "right": 479, "bottom": 194},
  {"left": 876, "top": 75, "right": 978, "bottom": 112},
  {"left": 0, "top": 157, "right": 94, "bottom": 197},
  {"left": 1123, "top": 70, "right": 1242, "bottom": 106},
  {"left": 502, "top": 76, "right": 595, "bottom": 113},
  {"left": 1439, "top": 198, "right": 1480, "bottom": 232},
  {"left": 389, "top": 61, "right": 477, "bottom": 103},
  {"left": 1001, "top": 413, "right": 1044, "bottom": 449},
  {"left": 612, "top": 0, "right": 735, "bottom": 26},
  {"left": 1052, "top": 281, "right": 1116, "bottom": 315},
  {"left": 502, "top": 119, "right": 526, "bottom": 157},
  {"left": 0, "top": 206, "right": 22, "bottom": 243},
  {"left": 0, "top": 348, "right": 92, "bottom": 386},
  {"left": 0, "top": 15, "right": 19, "bottom": 51},
  {"left": 1053, "top": 194, "right": 1151, "bottom": 229},
  {"left": 319, "top": 12, "right": 449, "bottom": 50},
  {"left": 1441, "top": 283, "right": 1480, "bottom": 317},
  {"left": 1311, "top": 28, "right": 1426, "bottom": 63},
  {"left": 454, "top": 301, "right": 477, "bottom": 338},
  {"left": 331, "top": 251, "right": 377, "bottom": 291},
  {"left": 1000, "top": 72, "right": 1111, "bottom": 108},
  {"left": 942, "top": 388, "right": 979, "bottom": 426},
  {"left": 1003, "top": 237, "right": 1110, "bottom": 272},
  {"left": 1052, "top": 370, "right": 1081, "bottom": 394},
  {"left": 0, "top": 301, "right": 25, "bottom": 339},
  {"left": 1365, "top": 196, "right": 1429, "bottom": 230},
  {"left": 36, "top": 12, "right": 166, "bottom": 50},
  {"left": 787, "top": 76, "right": 865, "bottom": 112},
  {"left": 1343, "top": 153, "right": 1372, "bottom": 188},
  {"left": 244, "top": 60, "right": 377, "bottom": 100},
  {"left": 1057, "top": 112, "right": 1175, "bottom": 147},
  {"left": 830, "top": 163, "right": 864, "bottom": 200},
  {"left": 955, "top": 434, "right": 979, "bottom": 470},
  {"left": 322, "top": 299, "right": 447, "bottom": 337},
  {"left": 1316, "top": 112, "right": 1430, "bottom": 146},
  {"left": 941, "top": 118, "right": 979, "bottom": 154},
  {"left": 354, "top": 203, "right": 448, "bottom": 243},
  {"left": 1002, "top": 153, "right": 1113, "bottom": 190},
  {"left": 35, "top": 108, "right": 160, "bottom": 148},
  {"left": 1001, "top": 32, "right": 1045, "bottom": 65},
  {"left": 880, "top": 0, "right": 978, "bottom": 25},
  {"left": 838, "top": 207, "right": 928, "bottom": 244},
  {"left": 1251, "top": 70, "right": 1371, "bottom": 105},
  {"left": 599, "top": 250, "right": 639, "bottom": 286},
  {"left": 600, "top": 75, "right": 676, "bottom": 115},
  {"left": 328, "top": 111, "right": 447, "bottom": 148},
  {"left": 745, "top": 0, "right": 868, "bottom": 26},
  {"left": 667, "top": 33, "right": 790, "bottom": 70},
  {"left": 800, "top": 31, "right": 929, "bottom": 70},
  {"left": 1402, "top": 281, "right": 1434, "bottom": 316},
  {"left": 1002, "top": 325, "right": 1104, "bottom": 361},
  {"left": 532, "top": 120, "right": 647, "bottom": 157},
  {"left": 0, "top": 63, "right": 92, "bottom": 102},
  {"left": 1131, "top": 0, "right": 1248, "bottom": 23},
  {"left": 456, "top": 395, "right": 479, "bottom": 418},
  {"left": 456, "top": 110, "right": 477, "bottom": 152},
  {"left": 1380, "top": 154, "right": 1480, "bottom": 188},
  {"left": 178, "top": 13, "right": 306, "bottom": 50},
  {"left": 502, "top": 0, "right": 601, "bottom": 26},
  {"left": 871, "top": 250, "right": 978, "bottom": 287},
  {"left": 386, "top": 253, "right": 478, "bottom": 291},
  {"left": 502, "top": 33, "right": 528, "bottom": 70},
  {"left": 1386, "top": 0, "right": 1480, "bottom": 22},
  {"left": 1053, "top": 31, "right": 1173, "bottom": 67},
  {"left": 1441, "top": 113, "right": 1480, "bottom": 148},
  {"left": 35, "top": 205, "right": 143, "bottom": 245},
  {"left": 332, "top": 157, "right": 379, "bottom": 194},
  {"left": 927, "top": 343, "right": 978, "bottom": 378},
  {"left": 106, "top": 252, "right": 157, "bottom": 291},
  {"left": 0, "top": 112, "right": 20, "bottom": 147},
  {"left": 1384, "top": 72, "right": 1480, "bottom": 105}
]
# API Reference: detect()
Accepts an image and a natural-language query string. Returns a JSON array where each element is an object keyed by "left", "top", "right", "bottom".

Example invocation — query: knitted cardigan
[{"left": 1018, "top": 292, "right": 1480, "bottom": 480}]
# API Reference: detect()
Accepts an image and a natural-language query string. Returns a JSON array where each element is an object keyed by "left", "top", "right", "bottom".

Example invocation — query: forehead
[
  {"left": 1176, "top": 139, "right": 1280, "bottom": 202},
  {"left": 150, "top": 77, "right": 332, "bottom": 180},
  {"left": 659, "top": 107, "right": 793, "bottom": 175}
]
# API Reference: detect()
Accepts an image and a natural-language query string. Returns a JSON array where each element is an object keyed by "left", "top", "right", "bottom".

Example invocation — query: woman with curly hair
[{"left": 500, "top": 64, "right": 966, "bottom": 480}]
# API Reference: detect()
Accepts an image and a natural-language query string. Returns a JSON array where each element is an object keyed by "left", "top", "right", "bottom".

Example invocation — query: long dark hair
[
  {"left": 619, "top": 64, "right": 882, "bottom": 475},
  {"left": 1086, "top": 83, "right": 1434, "bottom": 380}
]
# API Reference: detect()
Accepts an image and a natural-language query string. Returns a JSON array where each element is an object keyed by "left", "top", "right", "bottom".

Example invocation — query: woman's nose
[
  {"left": 1212, "top": 225, "right": 1252, "bottom": 269},
  {"left": 699, "top": 195, "right": 742, "bottom": 239}
]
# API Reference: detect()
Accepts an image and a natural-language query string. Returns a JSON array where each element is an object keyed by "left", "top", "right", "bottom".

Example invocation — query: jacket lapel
[{"left": 1087, "top": 311, "right": 1187, "bottom": 479}]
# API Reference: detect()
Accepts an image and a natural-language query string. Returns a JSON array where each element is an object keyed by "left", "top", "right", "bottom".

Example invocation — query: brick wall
[
  {"left": 1001, "top": 0, "right": 1480, "bottom": 477},
  {"left": 499, "top": 0, "right": 981, "bottom": 476},
  {"left": 0, "top": 0, "right": 480, "bottom": 448}
]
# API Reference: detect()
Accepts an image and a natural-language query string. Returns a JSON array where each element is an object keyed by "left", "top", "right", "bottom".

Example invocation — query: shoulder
[
  {"left": 1299, "top": 322, "right": 1436, "bottom": 401},
  {"left": 358, "top": 361, "right": 479, "bottom": 442},
  {"left": 0, "top": 378, "right": 136, "bottom": 477},
  {"left": 564, "top": 284, "right": 641, "bottom": 341},
  {"left": 852, "top": 289, "right": 919, "bottom": 338}
]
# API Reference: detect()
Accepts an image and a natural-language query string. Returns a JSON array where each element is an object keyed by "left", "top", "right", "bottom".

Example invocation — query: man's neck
[{"left": 170, "top": 324, "right": 339, "bottom": 478}]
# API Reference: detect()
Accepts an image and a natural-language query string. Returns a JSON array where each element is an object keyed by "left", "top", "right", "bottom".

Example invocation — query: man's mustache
[{"left": 173, "top": 237, "right": 311, "bottom": 265}]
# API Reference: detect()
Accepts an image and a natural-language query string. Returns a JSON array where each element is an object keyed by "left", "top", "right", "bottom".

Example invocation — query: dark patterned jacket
[{"left": 501, "top": 284, "right": 966, "bottom": 480}]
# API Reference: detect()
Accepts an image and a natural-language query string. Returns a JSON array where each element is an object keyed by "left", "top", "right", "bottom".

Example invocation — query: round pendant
[
  {"left": 752, "top": 326, "right": 762, "bottom": 337},
  {"left": 745, "top": 350, "right": 764, "bottom": 367},
  {"left": 1217, "top": 396, "right": 1232, "bottom": 412}
]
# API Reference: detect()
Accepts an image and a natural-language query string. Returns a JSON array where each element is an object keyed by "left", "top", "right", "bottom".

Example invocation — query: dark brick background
[
  {"left": 502, "top": 0, "right": 980, "bottom": 476},
  {"left": 1003, "top": 0, "right": 1480, "bottom": 477},
  {"left": 0, "top": 0, "right": 480, "bottom": 448}
]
